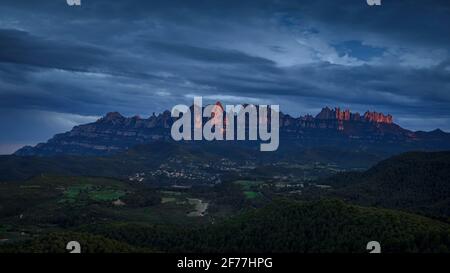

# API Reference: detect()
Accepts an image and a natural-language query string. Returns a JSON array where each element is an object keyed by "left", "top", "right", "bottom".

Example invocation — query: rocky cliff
[{"left": 14, "top": 106, "right": 450, "bottom": 156}]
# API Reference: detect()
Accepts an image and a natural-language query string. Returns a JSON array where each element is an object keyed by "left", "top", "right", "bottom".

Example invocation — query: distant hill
[
  {"left": 14, "top": 106, "right": 450, "bottom": 157},
  {"left": 0, "top": 141, "right": 384, "bottom": 182},
  {"left": 319, "top": 151, "right": 450, "bottom": 219}
]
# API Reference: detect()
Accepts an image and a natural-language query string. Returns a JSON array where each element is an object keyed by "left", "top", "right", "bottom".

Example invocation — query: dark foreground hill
[
  {"left": 69, "top": 200, "right": 450, "bottom": 253},
  {"left": 0, "top": 232, "right": 150, "bottom": 253},
  {"left": 1, "top": 199, "right": 449, "bottom": 253},
  {"left": 318, "top": 151, "right": 450, "bottom": 219}
]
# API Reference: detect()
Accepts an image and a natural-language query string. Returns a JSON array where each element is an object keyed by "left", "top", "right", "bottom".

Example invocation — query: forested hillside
[
  {"left": 81, "top": 199, "right": 450, "bottom": 253},
  {"left": 319, "top": 151, "right": 450, "bottom": 219}
]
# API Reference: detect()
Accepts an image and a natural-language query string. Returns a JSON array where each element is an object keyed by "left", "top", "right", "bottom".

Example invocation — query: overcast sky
[{"left": 1, "top": 0, "right": 450, "bottom": 154}]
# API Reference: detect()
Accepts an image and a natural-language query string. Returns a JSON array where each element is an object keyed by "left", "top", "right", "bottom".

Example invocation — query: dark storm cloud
[
  {"left": 0, "top": 29, "right": 110, "bottom": 71},
  {"left": 147, "top": 41, "right": 276, "bottom": 65},
  {"left": 0, "top": 0, "right": 450, "bottom": 153},
  {"left": 299, "top": 0, "right": 450, "bottom": 48},
  {"left": 188, "top": 61, "right": 450, "bottom": 113}
]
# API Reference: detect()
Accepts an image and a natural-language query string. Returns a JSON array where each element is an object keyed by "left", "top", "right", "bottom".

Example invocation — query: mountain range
[{"left": 14, "top": 105, "right": 450, "bottom": 157}]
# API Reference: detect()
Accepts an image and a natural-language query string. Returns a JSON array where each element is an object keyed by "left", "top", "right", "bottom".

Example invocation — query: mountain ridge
[{"left": 14, "top": 105, "right": 450, "bottom": 156}]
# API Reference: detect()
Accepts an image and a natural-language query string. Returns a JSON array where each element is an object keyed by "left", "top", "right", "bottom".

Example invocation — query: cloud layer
[{"left": 1, "top": 0, "right": 450, "bottom": 153}]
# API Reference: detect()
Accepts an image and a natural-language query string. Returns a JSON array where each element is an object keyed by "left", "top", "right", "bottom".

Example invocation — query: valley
[
  {"left": 1, "top": 107, "right": 450, "bottom": 253},
  {"left": 1, "top": 150, "right": 450, "bottom": 253}
]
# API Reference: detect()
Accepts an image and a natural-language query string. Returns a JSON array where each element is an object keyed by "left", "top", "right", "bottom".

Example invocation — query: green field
[
  {"left": 243, "top": 191, "right": 261, "bottom": 199},
  {"left": 233, "top": 180, "right": 264, "bottom": 190},
  {"left": 59, "top": 183, "right": 126, "bottom": 203},
  {"left": 0, "top": 175, "right": 212, "bottom": 239},
  {"left": 234, "top": 180, "right": 264, "bottom": 199},
  {"left": 89, "top": 189, "right": 126, "bottom": 202},
  {"left": 61, "top": 184, "right": 93, "bottom": 202}
]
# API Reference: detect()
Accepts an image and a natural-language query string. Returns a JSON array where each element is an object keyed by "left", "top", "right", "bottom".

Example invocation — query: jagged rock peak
[
  {"left": 315, "top": 107, "right": 334, "bottom": 119},
  {"left": 214, "top": 101, "right": 224, "bottom": 110},
  {"left": 316, "top": 107, "right": 392, "bottom": 124},
  {"left": 364, "top": 111, "right": 393, "bottom": 124},
  {"left": 101, "top": 111, "right": 125, "bottom": 121}
]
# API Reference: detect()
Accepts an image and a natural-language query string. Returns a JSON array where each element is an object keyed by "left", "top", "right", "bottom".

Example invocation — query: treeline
[
  {"left": 80, "top": 199, "right": 450, "bottom": 253},
  {"left": 0, "top": 232, "right": 150, "bottom": 253}
]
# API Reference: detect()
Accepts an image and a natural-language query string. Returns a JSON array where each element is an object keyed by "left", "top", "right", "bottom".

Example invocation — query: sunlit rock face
[
  {"left": 315, "top": 107, "right": 392, "bottom": 124},
  {"left": 363, "top": 111, "right": 393, "bottom": 124}
]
